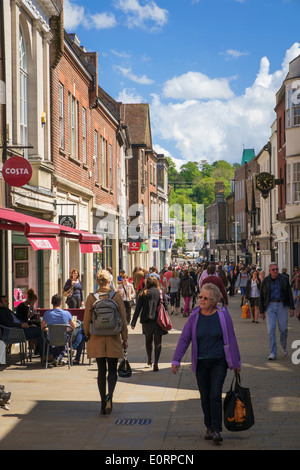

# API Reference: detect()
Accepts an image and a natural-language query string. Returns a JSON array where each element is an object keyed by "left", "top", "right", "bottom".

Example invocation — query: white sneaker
[
  {"left": 283, "top": 348, "right": 288, "bottom": 356},
  {"left": 268, "top": 353, "right": 276, "bottom": 360}
]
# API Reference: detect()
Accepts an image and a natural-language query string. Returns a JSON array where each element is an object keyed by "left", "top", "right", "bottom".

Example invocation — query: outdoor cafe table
[{"left": 36, "top": 308, "right": 85, "bottom": 321}]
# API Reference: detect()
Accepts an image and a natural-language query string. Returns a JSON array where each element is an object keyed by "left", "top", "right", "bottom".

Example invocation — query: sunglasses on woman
[{"left": 199, "top": 295, "right": 213, "bottom": 301}]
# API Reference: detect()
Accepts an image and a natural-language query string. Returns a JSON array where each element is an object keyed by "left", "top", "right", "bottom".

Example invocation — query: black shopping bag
[
  {"left": 223, "top": 373, "right": 254, "bottom": 432},
  {"left": 118, "top": 349, "right": 132, "bottom": 378}
]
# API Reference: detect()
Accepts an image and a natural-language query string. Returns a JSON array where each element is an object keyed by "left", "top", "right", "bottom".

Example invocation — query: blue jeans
[
  {"left": 195, "top": 357, "right": 228, "bottom": 432},
  {"left": 294, "top": 289, "right": 299, "bottom": 310},
  {"left": 72, "top": 328, "right": 88, "bottom": 361},
  {"left": 266, "top": 302, "right": 288, "bottom": 357}
]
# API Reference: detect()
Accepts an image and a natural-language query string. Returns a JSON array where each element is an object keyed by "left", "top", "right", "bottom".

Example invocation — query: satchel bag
[
  {"left": 62, "top": 285, "right": 74, "bottom": 298},
  {"left": 223, "top": 372, "right": 255, "bottom": 432},
  {"left": 157, "top": 290, "right": 173, "bottom": 332},
  {"left": 118, "top": 348, "right": 132, "bottom": 378}
]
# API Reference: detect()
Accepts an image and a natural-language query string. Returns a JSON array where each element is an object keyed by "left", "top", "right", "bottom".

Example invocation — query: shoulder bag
[
  {"left": 223, "top": 372, "right": 255, "bottom": 432},
  {"left": 157, "top": 290, "right": 173, "bottom": 331},
  {"left": 62, "top": 285, "right": 74, "bottom": 298}
]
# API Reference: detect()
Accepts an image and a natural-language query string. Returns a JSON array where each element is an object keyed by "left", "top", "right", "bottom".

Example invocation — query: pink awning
[
  {"left": 27, "top": 236, "right": 60, "bottom": 251},
  {"left": 0, "top": 207, "right": 102, "bottom": 251}
]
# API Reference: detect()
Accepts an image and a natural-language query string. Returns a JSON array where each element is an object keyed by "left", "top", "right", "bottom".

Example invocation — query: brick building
[
  {"left": 0, "top": 0, "right": 63, "bottom": 305},
  {"left": 122, "top": 103, "right": 170, "bottom": 271},
  {"left": 51, "top": 31, "right": 129, "bottom": 295},
  {"left": 206, "top": 181, "right": 227, "bottom": 261}
]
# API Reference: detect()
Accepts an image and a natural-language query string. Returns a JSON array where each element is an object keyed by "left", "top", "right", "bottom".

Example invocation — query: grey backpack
[{"left": 90, "top": 291, "right": 122, "bottom": 336}]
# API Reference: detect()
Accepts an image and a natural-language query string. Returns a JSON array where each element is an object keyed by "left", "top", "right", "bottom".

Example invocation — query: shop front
[{"left": 0, "top": 207, "right": 102, "bottom": 310}]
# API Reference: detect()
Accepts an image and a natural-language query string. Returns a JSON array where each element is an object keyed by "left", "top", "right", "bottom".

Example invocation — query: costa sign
[{"left": 2, "top": 156, "right": 32, "bottom": 187}]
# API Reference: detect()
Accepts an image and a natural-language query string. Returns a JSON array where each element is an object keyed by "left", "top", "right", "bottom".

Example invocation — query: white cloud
[
  {"left": 64, "top": 0, "right": 85, "bottom": 30},
  {"left": 114, "top": 0, "right": 168, "bottom": 29},
  {"left": 64, "top": 0, "right": 117, "bottom": 30},
  {"left": 114, "top": 66, "right": 154, "bottom": 85},
  {"left": 89, "top": 12, "right": 117, "bottom": 29},
  {"left": 151, "top": 43, "right": 300, "bottom": 165},
  {"left": 163, "top": 71, "right": 235, "bottom": 100},
  {"left": 116, "top": 88, "right": 146, "bottom": 103},
  {"left": 220, "top": 49, "right": 249, "bottom": 60},
  {"left": 64, "top": 0, "right": 168, "bottom": 32}
]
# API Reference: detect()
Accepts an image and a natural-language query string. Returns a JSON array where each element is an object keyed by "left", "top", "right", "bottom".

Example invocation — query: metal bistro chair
[
  {"left": 0, "top": 324, "right": 29, "bottom": 365},
  {"left": 42, "top": 324, "right": 73, "bottom": 369}
]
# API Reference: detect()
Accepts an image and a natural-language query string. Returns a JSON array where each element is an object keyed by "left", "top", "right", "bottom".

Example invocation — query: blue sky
[{"left": 64, "top": 0, "right": 300, "bottom": 168}]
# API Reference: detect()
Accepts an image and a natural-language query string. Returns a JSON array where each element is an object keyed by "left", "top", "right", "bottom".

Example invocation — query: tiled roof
[{"left": 121, "top": 104, "right": 152, "bottom": 147}]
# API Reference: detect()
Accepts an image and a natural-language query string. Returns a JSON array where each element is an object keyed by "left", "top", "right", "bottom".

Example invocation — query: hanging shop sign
[
  {"left": 59, "top": 215, "right": 76, "bottom": 229},
  {"left": 2, "top": 156, "right": 33, "bottom": 187}
]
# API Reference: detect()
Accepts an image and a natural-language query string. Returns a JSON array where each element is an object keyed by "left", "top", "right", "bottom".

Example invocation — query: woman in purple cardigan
[{"left": 172, "top": 283, "right": 241, "bottom": 443}]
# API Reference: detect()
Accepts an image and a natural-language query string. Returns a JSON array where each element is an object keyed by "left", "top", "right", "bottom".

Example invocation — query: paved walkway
[{"left": 0, "top": 294, "right": 300, "bottom": 451}]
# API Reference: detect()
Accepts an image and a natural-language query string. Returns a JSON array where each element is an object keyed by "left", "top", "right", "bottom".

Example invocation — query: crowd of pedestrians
[{"left": 0, "top": 258, "right": 299, "bottom": 443}]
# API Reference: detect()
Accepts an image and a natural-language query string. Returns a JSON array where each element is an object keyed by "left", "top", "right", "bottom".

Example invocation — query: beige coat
[{"left": 83, "top": 286, "right": 128, "bottom": 359}]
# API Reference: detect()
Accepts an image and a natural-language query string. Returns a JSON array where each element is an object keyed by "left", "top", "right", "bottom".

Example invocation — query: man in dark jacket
[
  {"left": 0, "top": 294, "right": 44, "bottom": 358},
  {"left": 259, "top": 263, "right": 294, "bottom": 360}
]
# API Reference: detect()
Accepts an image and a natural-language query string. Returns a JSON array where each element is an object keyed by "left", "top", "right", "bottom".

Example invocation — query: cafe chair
[
  {"left": 0, "top": 324, "right": 29, "bottom": 365},
  {"left": 81, "top": 339, "right": 91, "bottom": 365},
  {"left": 42, "top": 324, "right": 74, "bottom": 369}
]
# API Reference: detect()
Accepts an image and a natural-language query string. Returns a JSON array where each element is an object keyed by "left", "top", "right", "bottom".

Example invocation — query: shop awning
[{"left": 0, "top": 207, "right": 102, "bottom": 251}]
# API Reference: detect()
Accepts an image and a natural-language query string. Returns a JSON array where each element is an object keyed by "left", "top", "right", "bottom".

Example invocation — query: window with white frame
[
  {"left": 94, "top": 131, "right": 98, "bottom": 181},
  {"left": 286, "top": 82, "right": 300, "bottom": 128},
  {"left": 287, "top": 162, "right": 300, "bottom": 203},
  {"left": 293, "top": 162, "right": 300, "bottom": 202},
  {"left": 69, "top": 93, "right": 78, "bottom": 158},
  {"left": 59, "top": 83, "right": 64, "bottom": 148},
  {"left": 19, "top": 27, "right": 28, "bottom": 154},
  {"left": 101, "top": 136, "right": 107, "bottom": 187},
  {"left": 82, "top": 107, "right": 86, "bottom": 163},
  {"left": 109, "top": 144, "right": 113, "bottom": 190}
]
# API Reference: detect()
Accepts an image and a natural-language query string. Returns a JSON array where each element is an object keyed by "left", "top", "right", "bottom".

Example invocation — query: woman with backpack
[
  {"left": 131, "top": 276, "right": 168, "bottom": 371},
  {"left": 84, "top": 270, "right": 128, "bottom": 416}
]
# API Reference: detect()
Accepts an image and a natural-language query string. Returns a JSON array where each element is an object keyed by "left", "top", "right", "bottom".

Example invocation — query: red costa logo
[{"left": 2, "top": 156, "right": 33, "bottom": 187}]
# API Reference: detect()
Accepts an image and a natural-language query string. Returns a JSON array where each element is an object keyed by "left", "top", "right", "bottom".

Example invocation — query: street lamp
[{"left": 233, "top": 221, "right": 239, "bottom": 265}]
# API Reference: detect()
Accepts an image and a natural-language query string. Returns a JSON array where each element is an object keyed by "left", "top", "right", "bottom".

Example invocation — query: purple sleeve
[{"left": 172, "top": 316, "right": 193, "bottom": 366}]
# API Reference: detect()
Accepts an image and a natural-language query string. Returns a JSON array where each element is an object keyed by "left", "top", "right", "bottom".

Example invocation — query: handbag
[
  {"left": 157, "top": 290, "right": 173, "bottom": 331},
  {"left": 223, "top": 372, "right": 255, "bottom": 432},
  {"left": 118, "top": 349, "right": 132, "bottom": 378},
  {"left": 62, "top": 286, "right": 74, "bottom": 298},
  {"left": 241, "top": 303, "right": 250, "bottom": 319}
]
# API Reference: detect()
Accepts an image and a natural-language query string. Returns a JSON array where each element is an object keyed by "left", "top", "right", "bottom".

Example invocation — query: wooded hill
[{"left": 166, "top": 159, "right": 240, "bottom": 249}]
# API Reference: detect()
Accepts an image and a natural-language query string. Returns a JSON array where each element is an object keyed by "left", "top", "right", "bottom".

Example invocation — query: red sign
[
  {"left": 129, "top": 242, "right": 140, "bottom": 251},
  {"left": 2, "top": 156, "right": 32, "bottom": 187},
  {"left": 27, "top": 237, "right": 59, "bottom": 251},
  {"left": 80, "top": 244, "right": 102, "bottom": 254}
]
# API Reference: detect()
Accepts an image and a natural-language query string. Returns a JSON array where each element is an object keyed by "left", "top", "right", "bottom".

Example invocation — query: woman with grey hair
[{"left": 172, "top": 283, "right": 241, "bottom": 444}]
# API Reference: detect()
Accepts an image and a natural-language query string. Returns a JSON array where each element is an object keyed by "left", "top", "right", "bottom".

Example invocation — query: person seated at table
[
  {"left": 15, "top": 288, "right": 40, "bottom": 325},
  {"left": 0, "top": 294, "right": 44, "bottom": 359},
  {"left": 41, "top": 294, "right": 84, "bottom": 365}
]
